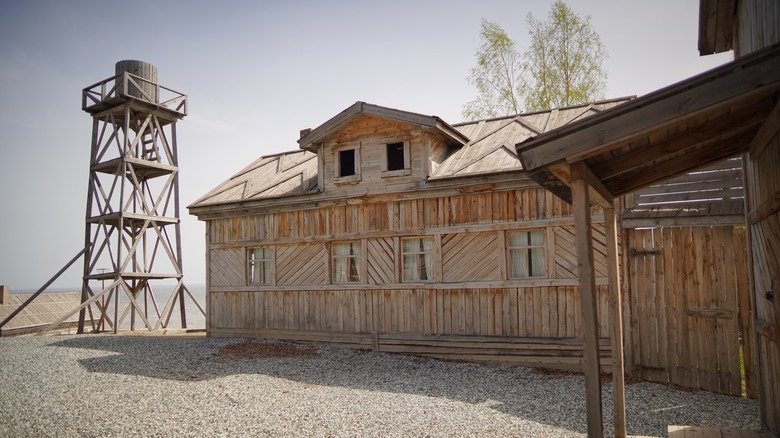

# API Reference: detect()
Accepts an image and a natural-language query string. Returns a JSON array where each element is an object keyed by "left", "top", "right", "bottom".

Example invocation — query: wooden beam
[
  {"left": 605, "top": 128, "right": 755, "bottom": 196},
  {"left": 37, "top": 279, "right": 123, "bottom": 335},
  {"left": 577, "top": 162, "right": 614, "bottom": 208},
  {"left": 549, "top": 161, "right": 613, "bottom": 209},
  {"left": 572, "top": 165, "right": 604, "bottom": 437},
  {"left": 749, "top": 98, "right": 780, "bottom": 160},
  {"left": 589, "top": 103, "right": 768, "bottom": 180},
  {"left": 605, "top": 207, "right": 626, "bottom": 438}
]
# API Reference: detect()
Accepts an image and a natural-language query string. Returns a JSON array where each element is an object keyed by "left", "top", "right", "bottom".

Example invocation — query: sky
[{"left": 0, "top": 0, "right": 733, "bottom": 291}]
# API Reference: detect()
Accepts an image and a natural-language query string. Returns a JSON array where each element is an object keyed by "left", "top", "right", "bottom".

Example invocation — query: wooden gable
[{"left": 318, "top": 114, "right": 451, "bottom": 196}]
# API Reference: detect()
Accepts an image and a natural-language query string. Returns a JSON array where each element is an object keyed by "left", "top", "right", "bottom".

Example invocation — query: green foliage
[
  {"left": 463, "top": 1, "right": 608, "bottom": 120},
  {"left": 522, "top": 0, "right": 608, "bottom": 112},
  {"left": 462, "top": 19, "right": 522, "bottom": 121}
]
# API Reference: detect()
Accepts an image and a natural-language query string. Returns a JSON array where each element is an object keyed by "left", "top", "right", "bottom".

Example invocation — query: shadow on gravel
[{"left": 48, "top": 336, "right": 758, "bottom": 437}]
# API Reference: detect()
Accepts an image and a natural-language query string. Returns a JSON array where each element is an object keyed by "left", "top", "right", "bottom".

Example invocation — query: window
[
  {"left": 508, "top": 230, "right": 546, "bottom": 278},
  {"left": 332, "top": 241, "right": 361, "bottom": 283},
  {"left": 402, "top": 237, "right": 434, "bottom": 282},
  {"left": 248, "top": 246, "right": 272, "bottom": 285},
  {"left": 386, "top": 142, "right": 405, "bottom": 171},
  {"left": 339, "top": 149, "right": 356, "bottom": 177},
  {"left": 381, "top": 140, "right": 410, "bottom": 176},
  {"left": 334, "top": 144, "right": 361, "bottom": 182}
]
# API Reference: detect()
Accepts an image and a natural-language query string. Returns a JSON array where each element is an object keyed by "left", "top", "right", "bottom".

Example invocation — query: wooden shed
[
  {"left": 517, "top": 1, "right": 780, "bottom": 433},
  {"left": 189, "top": 99, "right": 633, "bottom": 370}
]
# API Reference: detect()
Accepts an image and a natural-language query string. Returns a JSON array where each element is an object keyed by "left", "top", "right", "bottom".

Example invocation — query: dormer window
[
  {"left": 334, "top": 143, "right": 361, "bottom": 183},
  {"left": 386, "top": 142, "right": 405, "bottom": 171},
  {"left": 339, "top": 149, "right": 356, "bottom": 176},
  {"left": 381, "top": 139, "right": 411, "bottom": 177}
]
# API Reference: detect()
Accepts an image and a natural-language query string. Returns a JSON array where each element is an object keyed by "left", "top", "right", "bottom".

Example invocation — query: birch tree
[
  {"left": 463, "top": 1, "right": 608, "bottom": 119},
  {"left": 462, "top": 19, "right": 522, "bottom": 120}
]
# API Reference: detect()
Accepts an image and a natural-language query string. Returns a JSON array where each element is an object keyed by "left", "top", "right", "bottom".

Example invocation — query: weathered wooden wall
[
  {"left": 206, "top": 187, "right": 612, "bottom": 370},
  {"left": 625, "top": 226, "right": 750, "bottom": 397},
  {"left": 745, "top": 124, "right": 780, "bottom": 429},
  {"left": 209, "top": 287, "right": 612, "bottom": 369},
  {"left": 736, "top": 0, "right": 780, "bottom": 430},
  {"left": 735, "top": 0, "right": 780, "bottom": 57}
]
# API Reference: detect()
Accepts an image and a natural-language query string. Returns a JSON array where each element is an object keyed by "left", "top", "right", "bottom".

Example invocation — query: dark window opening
[
  {"left": 339, "top": 149, "right": 356, "bottom": 177},
  {"left": 386, "top": 142, "right": 405, "bottom": 171}
]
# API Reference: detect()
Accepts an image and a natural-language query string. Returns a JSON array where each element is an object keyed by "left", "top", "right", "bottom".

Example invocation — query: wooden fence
[{"left": 625, "top": 226, "right": 751, "bottom": 396}]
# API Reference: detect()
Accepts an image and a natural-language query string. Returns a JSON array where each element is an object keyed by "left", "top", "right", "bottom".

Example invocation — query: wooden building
[
  {"left": 517, "top": 0, "right": 780, "bottom": 433},
  {"left": 189, "top": 99, "right": 631, "bottom": 370}
]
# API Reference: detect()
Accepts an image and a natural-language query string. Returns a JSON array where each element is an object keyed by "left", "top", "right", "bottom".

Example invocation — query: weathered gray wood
[
  {"left": 115, "top": 60, "right": 157, "bottom": 103},
  {"left": 605, "top": 207, "right": 626, "bottom": 438},
  {"left": 571, "top": 162, "right": 603, "bottom": 437}
]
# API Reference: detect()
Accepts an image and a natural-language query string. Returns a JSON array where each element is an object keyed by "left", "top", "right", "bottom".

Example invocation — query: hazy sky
[{"left": 0, "top": 0, "right": 732, "bottom": 291}]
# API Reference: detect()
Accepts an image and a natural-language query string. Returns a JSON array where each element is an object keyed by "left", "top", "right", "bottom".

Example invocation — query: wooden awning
[
  {"left": 516, "top": 42, "right": 780, "bottom": 207},
  {"left": 515, "top": 42, "right": 780, "bottom": 437}
]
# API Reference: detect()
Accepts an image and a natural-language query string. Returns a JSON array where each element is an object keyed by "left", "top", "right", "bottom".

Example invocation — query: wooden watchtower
[{"left": 77, "top": 60, "right": 198, "bottom": 333}]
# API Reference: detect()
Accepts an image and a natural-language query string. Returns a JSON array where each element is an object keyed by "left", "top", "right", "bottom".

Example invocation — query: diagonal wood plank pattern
[
  {"left": 209, "top": 248, "right": 244, "bottom": 287},
  {"left": 276, "top": 243, "right": 327, "bottom": 285},
  {"left": 367, "top": 237, "right": 395, "bottom": 285},
  {"left": 442, "top": 232, "right": 499, "bottom": 282}
]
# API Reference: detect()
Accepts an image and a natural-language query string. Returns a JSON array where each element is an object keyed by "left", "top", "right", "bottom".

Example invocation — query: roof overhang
[
  {"left": 516, "top": 42, "right": 780, "bottom": 207},
  {"left": 297, "top": 101, "right": 469, "bottom": 152},
  {"left": 698, "top": 0, "right": 735, "bottom": 55}
]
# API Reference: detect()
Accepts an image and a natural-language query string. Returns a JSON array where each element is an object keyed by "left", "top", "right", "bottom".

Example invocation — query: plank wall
[
  {"left": 745, "top": 130, "right": 780, "bottom": 429},
  {"left": 206, "top": 187, "right": 612, "bottom": 370},
  {"left": 626, "top": 226, "right": 749, "bottom": 396},
  {"left": 738, "top": 1, "right": 780, "bottom": 428}
]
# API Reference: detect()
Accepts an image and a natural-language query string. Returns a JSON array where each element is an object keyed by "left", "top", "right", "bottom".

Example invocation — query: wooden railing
[{"left": 82, "top": 72, "right": 187, "bottom": 116}]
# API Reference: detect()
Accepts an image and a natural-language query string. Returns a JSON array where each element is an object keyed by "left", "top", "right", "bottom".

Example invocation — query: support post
[
  {"left": 605, "top": 206, "right": 626, "bottom": 437},
  {"left": 572, "top": 162, "right": 603, "bottom": 437}
]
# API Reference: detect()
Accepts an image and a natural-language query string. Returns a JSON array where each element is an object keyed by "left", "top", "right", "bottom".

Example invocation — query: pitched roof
[
  {"left": 298, "top": 101, "right": 469, "bottom": 152},
  {"left": 431, "top": 98, "right": 633, "bottom": 179},
  {"left": 189, "top": 150, "right": 318, "bottom": 208},
  {"left": 190, "top": 98, "right": 634, "bottom": 209}
]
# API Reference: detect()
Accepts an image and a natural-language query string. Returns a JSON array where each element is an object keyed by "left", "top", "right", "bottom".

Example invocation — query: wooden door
[{"left": 626, "top": 226, "right": 750, "bottom": 396}]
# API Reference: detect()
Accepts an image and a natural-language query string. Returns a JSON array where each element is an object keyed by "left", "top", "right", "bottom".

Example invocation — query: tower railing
[{"left": 82, "top": 71, "right": 187, "bottom": 116}]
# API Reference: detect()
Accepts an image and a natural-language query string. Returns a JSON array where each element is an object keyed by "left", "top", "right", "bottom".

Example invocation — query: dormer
[{"left": 298, "top": 102, "right": 468, "bottom": 195}]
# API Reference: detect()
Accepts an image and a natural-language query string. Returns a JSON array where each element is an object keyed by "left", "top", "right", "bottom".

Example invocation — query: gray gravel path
[{"left": 0, "top": 334, "right": 760, "bottom": 437}]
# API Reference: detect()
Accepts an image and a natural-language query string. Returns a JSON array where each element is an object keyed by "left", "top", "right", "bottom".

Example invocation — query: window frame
[
  {"left": 400, "top": 236, "right": 435, "bottom": 282},
  {"left": 381, "top": 139, "right": 411, "bottom": 177},
  {"left": 331, "top": 240, "right": 362, "bottom": 283},
  {"left": 506, "top": 229, "right": 547, "bottom": 279},
  {"left": 247, "top": 246, "right": 274, "bottom": 285},
  {"left": 333, "top": 143, "right": 361, "bottom": 183}
]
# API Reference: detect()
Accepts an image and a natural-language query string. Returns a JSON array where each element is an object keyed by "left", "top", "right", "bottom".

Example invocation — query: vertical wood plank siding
[
  {"left": 626, "top": 226, "right": 749, "bottom": 396},
  {"left": 744, "top": 86, "right": 780, "bottom": 427},
  {"left": 209, "top": 286, "right": 610, "bottom": 339}
]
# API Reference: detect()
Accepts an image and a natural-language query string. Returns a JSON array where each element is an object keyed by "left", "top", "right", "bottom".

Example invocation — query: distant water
[{"left": 11, "top": 284, "right": 207, "bottom": 331}]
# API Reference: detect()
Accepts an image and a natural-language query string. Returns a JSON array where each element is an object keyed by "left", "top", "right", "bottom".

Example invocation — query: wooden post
[
  {"left": 572, "top": 162, "right": 603, "bottom": 437},
  {"left": 606, "top": 206, "right": 627, "bottom": 437}
]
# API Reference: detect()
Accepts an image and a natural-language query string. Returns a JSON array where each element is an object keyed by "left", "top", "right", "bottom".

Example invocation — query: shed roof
[{"left": 516, "top": 42, "right": 780, "bottom": 205}]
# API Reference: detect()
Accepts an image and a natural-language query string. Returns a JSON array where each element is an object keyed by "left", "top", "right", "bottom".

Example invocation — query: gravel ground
[{"left": 0, "top": 334, "right": 761, "bottom": 437}]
